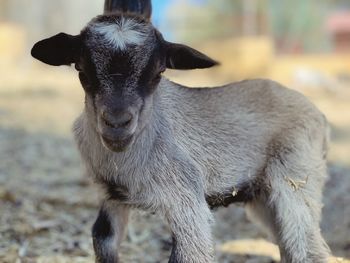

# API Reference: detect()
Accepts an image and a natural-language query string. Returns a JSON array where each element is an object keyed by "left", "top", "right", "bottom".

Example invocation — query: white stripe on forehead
[{"left": 91, "top": 17, "right": 149, "bottom": 50}]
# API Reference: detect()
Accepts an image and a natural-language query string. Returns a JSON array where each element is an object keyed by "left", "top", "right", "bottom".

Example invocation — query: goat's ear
[
  {"left": 31, "top": 33, "right": 81, "bottom": 66},
  {"left": 165, "top": 42, "right": 219, "bottom": 70}
]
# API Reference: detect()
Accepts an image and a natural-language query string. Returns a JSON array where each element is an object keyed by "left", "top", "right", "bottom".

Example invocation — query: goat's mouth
[{"left": 100, "top": 134, "right": 134, "bottom": 152}]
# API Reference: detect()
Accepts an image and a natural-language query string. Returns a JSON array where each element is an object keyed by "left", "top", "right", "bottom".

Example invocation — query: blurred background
[{"left": 0, "top": 0, "right": 349, "bottom": 262}]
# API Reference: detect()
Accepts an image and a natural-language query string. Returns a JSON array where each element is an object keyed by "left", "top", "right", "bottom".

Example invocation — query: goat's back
[{"left": 158, "top": 78, "right": 329, "bottom": 194}]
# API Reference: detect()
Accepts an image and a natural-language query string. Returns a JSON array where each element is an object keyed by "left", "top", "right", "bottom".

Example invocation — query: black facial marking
[
  {"left": 206, "top": 183, "right": 260, "bottom": 210},
  {"left": 109, "top": 53, "right": 132, "bottom": 79},
  {"left": 138, "top": 41, "right": 166, "bottom": 96},
  {"left": 77, "top": 45, "right": 100, "bottom": 95}
]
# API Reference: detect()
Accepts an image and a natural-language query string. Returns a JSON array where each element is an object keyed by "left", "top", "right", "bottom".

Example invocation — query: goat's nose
[{"left": 101, "top": 111, "right": 133, "bottom": 129}]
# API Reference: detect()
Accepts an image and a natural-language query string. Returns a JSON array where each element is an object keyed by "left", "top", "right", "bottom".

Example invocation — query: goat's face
[{"left": 31, "top": 14, "right": 218, "bottom": 152}]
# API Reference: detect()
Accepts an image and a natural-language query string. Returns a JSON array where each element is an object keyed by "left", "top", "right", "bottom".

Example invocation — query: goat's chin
[{"left": 100, "top": 135, "right": 134, "bottom": 152}]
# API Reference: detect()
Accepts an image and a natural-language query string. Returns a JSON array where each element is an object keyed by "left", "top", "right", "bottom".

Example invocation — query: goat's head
[{"left": 31, "top": 13, "right": 218, "bottom": 152}]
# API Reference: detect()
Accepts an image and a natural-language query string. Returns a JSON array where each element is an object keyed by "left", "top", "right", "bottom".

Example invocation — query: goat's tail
[{"left": 104, "top": 0, "right": 152, "bottom": 20}]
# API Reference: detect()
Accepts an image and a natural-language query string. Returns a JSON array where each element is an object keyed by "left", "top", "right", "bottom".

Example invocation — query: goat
[{"left": 31, "top": 1, "right": 330, "bottom": 262}]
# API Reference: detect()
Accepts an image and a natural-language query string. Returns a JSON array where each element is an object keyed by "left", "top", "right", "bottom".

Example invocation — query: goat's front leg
[
  {"left": 166, "top": 198, "right": 214, "bottom": 263},
  {"left": 92, "top": 201, "right": 129, "bottom": 263}
]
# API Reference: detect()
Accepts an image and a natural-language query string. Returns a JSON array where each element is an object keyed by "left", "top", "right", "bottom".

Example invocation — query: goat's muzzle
[{"left": 98, "top": 110, "right": 137, "bottom": 152}]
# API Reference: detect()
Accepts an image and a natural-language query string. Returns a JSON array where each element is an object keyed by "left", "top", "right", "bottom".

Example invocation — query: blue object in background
[
  {"left": 152, "top": 0, "right": 207, "bottom": 25},
  {"left": 152, "top": 0, "right": 207, "bottom": 39},
  {"left": 152, "top": 0, "right": 174, "bottom": 39},
  {"left": 152, "top": 0, "right": 173, "bottom": 26}
]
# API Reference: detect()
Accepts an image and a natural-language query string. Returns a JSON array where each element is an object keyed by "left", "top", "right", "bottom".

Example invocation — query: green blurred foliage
[{"left": 166, "top": 0, "right": 349, "bottom": 53}]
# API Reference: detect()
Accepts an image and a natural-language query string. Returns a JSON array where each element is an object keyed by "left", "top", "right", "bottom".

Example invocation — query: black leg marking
[
  {"left": 92, "top": 208, "right": 118, "bottom": 263},
  {"left": 168, "top": 237, "right": 179, "bottom": 263},
  {"left": 93, "top": 208, "right": 113, "bottom": 239}
]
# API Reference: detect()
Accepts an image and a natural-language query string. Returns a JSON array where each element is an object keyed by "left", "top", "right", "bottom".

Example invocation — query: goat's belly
[{"left": 205, "top": 181, "right": 259, "bottom": 209}]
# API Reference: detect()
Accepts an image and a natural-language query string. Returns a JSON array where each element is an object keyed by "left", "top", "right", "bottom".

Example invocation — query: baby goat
[{"left": 31, "top": 10, "right": 330, "bottom": 263}]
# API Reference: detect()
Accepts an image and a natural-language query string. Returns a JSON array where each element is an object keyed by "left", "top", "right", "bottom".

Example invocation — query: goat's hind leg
[{"left": 247, "top": 161, "right": 329, "bottom": 263}]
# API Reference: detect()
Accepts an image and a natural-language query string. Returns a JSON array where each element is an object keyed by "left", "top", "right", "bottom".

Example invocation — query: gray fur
[
  {"left": 74, "top": 77, "right": 330, "bottom": 262},
  {"left": 33, "top": 14, "right": 330, "bottom": 263}
]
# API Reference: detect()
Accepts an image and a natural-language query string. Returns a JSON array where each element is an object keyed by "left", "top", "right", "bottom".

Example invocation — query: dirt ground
[{"left": 0, "top": 66, "right": 349, "bottom": 263}]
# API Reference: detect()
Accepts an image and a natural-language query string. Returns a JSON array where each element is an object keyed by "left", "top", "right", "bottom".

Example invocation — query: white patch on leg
[{"left": 92, "top": 17, "right": 149, "bottom": 50}]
